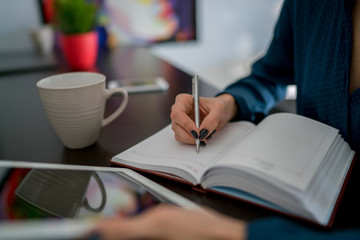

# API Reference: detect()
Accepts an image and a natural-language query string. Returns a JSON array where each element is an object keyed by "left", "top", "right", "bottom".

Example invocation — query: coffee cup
[{"left": 37, "top": 72, "right": 128, "bottom": 149}]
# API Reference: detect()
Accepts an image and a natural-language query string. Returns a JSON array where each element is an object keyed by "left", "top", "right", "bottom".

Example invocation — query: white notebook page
[
  {"left": 116, "top": 121, "right": 255, "bottom": 183},
  {"left": 214, "top": 113, "right": 339, "bottom": 190}
]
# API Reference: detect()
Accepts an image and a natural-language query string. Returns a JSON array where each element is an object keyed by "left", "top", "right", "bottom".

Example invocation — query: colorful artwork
[{"left": 105, "top": 0, "right": 196, "bottom": 44}]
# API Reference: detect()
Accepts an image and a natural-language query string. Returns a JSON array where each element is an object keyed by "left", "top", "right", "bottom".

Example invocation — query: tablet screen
[{"left": 0, "top": 166, "right": 162, "bottom": 221}]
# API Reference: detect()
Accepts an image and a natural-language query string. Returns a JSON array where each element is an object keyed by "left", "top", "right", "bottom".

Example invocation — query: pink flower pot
[{"left": 60, "top": 31, "right": 98, "bottom": 70}]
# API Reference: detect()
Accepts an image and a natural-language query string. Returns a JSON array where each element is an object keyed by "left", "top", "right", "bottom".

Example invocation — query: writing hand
[
  {"left": 170, "top": 93, "right": 238, "bottom": 145},
  {"left": 89, "top": 205, "right": 247, "bottom": 240}
]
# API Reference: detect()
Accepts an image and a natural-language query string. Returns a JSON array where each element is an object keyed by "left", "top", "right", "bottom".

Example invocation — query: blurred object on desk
[
  {"left": 107, "top": 76, "right": 169, "bottom": 94},
  {"left": 0, "top": 51, "right": 57, "bottom": 75},
  {"left": 29, "top": 24, "right": 54, "bottom": 56},
  {"left": 30, "top": 25, "right": 55, "bottom": 55}
]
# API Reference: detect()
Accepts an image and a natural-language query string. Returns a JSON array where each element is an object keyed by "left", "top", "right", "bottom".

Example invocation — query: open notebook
[{"left": 112, "top": 113, "right": 356, "bottom": 227}]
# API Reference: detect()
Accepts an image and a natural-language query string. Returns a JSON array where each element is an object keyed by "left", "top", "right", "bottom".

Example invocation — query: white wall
[
  {"left": 0, "top": 0, "right": 42, "bottom": 53},
  {"left": 151, "top": 0, "right": 285, "bottom": 91}
]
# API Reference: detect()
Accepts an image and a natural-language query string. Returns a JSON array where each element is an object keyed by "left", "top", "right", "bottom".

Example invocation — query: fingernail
[
  {"left": 190, "top": 130, "right": 198, "bottom": 139},
  {"left": 199, "top": 129, "right": 209, "bottom": 139},
  {"left": 206, "top": 130, "right": 216, "bottom": 140},
  {"left": 200, "top": 141, "right": 206, "bottom": 146}
]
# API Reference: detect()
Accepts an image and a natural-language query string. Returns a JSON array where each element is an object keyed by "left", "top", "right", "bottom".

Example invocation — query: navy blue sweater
[
  {"left": 222, "top": 0, "right": 360, "bottom": 152},
  {"left": 220, "top": 0, "right": 360, "bottom": 238}
]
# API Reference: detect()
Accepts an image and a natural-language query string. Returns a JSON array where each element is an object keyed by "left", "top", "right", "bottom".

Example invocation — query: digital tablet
[{"left": 0, "top": 161, "right": 198, "bottom": 239}]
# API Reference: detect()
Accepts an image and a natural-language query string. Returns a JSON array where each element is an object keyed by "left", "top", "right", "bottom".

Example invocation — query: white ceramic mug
[{"left": 37, "top": 72, "right": 128, "bottom": 149}]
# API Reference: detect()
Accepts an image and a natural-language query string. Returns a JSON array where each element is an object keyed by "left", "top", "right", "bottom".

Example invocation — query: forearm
[
  {"left": 217, "top": 0, "right": 294, "bottom": 123},
  {"left": 221, "top": 75, "right": 287, "bottom": 123}
]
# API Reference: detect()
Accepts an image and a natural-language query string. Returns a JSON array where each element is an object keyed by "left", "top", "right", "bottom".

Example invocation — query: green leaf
[{"left": 53, "top": 0, "right": 98, "bottom": 34}]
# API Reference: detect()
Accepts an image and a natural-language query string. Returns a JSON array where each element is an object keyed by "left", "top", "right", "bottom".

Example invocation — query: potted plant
[{"left": 53, "top": 0, "right": 98, "bottom": 70}]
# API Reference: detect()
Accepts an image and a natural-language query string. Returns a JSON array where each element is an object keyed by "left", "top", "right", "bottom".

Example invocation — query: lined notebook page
[{"left": 115, "top": 121, "right": 255, "bottom": 183}]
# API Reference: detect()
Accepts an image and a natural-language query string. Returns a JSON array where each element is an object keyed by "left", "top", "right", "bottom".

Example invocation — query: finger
[
  {"left": 206, "top": 129, "right": 216, "bottom": 140},
  {"left": 171, "top": 121, "right": 196, "bottom": 144},
  {"left": 170, "top": 94, "right": 199, "bottom": 140},
  {"left": 171, "top": 111, "right": 198, "bottom": 134},
  {"left": 198, "top": 110, "right": 220, "bottom": 140},
  {"left": 93, "top": 205, "right": 177, "bottom": 240},
  {"left": 92, "top": 216, "right": 160, "bottom": 240},
  {"left": 170, "top": 93, "right": 194, "bottom": 118}
]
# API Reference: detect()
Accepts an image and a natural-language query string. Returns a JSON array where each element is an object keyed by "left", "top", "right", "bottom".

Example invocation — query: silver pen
[{"left": 192, "top": 75, "right": 200, "bottom": 153}]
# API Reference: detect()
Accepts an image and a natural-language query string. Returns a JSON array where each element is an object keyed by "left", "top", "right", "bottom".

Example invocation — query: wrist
[
  {"left": 216, "top": 93, "right": 239, "bottom": 122},
  {"left": 219, "top": 217, "right": 247, "bottom": 240},
  {"left": 229, "top": 220, "right": 247, "bottom": 240}
]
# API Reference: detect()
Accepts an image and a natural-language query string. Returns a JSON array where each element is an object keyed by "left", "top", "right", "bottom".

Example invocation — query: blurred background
[{"left": 0, "top": 0, "right": 295, "bottom": 97}]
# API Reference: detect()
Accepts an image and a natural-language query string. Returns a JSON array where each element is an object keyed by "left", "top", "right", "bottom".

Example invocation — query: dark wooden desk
[
  {"left": 0, "top": 47, "right": 217, "bottom": 166},
  {"left": 0, "top": 46, "right": 359, "bottom": 230}
]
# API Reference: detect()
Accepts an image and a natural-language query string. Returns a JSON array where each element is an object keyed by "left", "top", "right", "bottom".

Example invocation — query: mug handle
[
  {"left": 102, "top": 88, "right": 128, "bottom": 127},
  {"left": 83, "top": 172, "right": 107, "bottom": 213}
]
